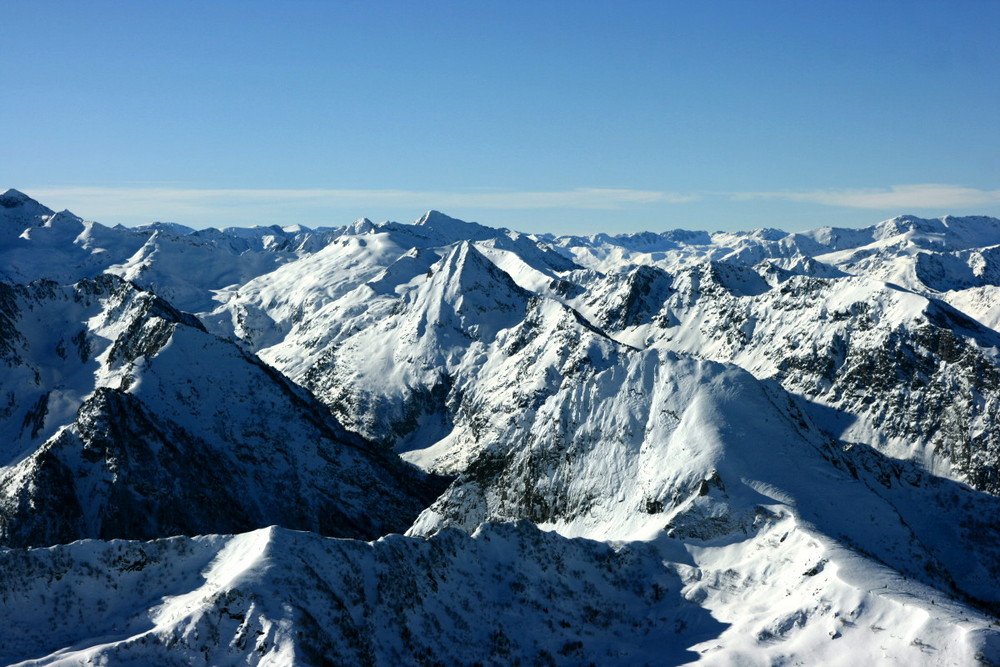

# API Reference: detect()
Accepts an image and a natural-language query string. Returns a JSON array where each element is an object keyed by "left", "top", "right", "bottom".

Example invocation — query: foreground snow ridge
[
  {"left": 1, "top": 189, "right": 999, "bottom": 665},
  {"left": 1, "top": 524, "right": 994, "bottom": 666}
]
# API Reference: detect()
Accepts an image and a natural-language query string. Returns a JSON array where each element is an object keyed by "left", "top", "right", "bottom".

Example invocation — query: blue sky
[{"left": 3, "top": 1, "right": 998, "bottom": 234}]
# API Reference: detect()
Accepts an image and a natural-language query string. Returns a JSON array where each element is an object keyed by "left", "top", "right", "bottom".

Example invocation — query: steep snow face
[
  {"left": 0, "top": 275, "right": 197, "bottom": 461},
  {"left": 0, "top": 275, "right": 441, "bottom": 547},
  {"left": 942, "top": 283, "right": 1000, "bottom": 331},
  {"left": 408, "top": 346, "right": 1000, "bottom": 603},
  {"left": 393, "top": 297, "right": 627, "bottom": 474}
]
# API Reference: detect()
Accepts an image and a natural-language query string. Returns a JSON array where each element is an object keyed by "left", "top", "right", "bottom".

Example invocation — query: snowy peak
[
  {"left": 873, "top": 214, "right": 948, "bottom": 241},
  {"left": 411, "top": 209, "right": 502, "bottom": 242},
  {"left": 585, "top": 264, "right": 675, "bottom": 330},
  {"left": 0, "top": 189, "right": 54, "bottom": 238},
  {"left": 416, "top": 241, "right": 531, "bottom": 340},
  {"left": 0, "top": 188, "right": 46, "bottom": 211},
  {"left": 0, "top": 274, "right": 443, "bottom": 548},
  {"left": 133, "top": 221, "right": 198, "bottom": 236},
  {"left": 347, "top": 217, "right": 375, "bottom": 235},
  {"left": 670, "top": 260, "right": 771, "bottom": 302},
  {"left": 434, "top": 241, "right": 518, "bottom": 299},
  {"left": 415, "top": 209, "right": 465, "bottom": 227}
]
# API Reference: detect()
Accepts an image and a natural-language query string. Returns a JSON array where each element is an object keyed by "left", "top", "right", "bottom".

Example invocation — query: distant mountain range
[{"left": 1, "top": 188, "right": 998, "bottom": 665}]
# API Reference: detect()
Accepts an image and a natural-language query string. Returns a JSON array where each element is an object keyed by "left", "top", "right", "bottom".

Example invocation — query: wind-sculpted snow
[{"left": 0, "top": 274, "right": 442, "bottom": 547}]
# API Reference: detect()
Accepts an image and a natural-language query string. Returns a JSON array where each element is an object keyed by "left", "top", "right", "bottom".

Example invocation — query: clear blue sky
[{"left": 3, "top": 1, "right": 998, "bottom": 234}]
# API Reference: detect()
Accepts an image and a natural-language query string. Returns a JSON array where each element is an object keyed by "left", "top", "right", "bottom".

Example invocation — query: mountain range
[{"left": 1, "top": 188, "right": 999, "bottom": 665}]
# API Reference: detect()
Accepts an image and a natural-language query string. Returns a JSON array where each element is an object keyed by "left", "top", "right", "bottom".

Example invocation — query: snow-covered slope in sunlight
[
  {"left": 576, "top": 263, "right": 1000, "bottom": 493},
  {"left": 105, "top": 229, "right": 296, "bottom": 313},
  {"left": 3, "top": 522, "right": 996, "bottom": 667},
  {"left": 0, "top": 523, "right": 720, "bottom": 666},
  {"left": 409, "top": 345, "right": 1000, "bottom": 660},
  {"left": 408, "top": 344, "right": 1000, "bottom": 600}
]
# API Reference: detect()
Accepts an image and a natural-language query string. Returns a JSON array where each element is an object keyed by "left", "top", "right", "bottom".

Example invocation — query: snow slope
[{"left": 2, "top": 522, "right": 995, "bottom": 666}]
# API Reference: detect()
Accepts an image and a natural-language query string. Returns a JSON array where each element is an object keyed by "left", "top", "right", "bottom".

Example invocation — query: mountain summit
[{"left": 0, "top": 188, "right": 54, "bottom": 238}]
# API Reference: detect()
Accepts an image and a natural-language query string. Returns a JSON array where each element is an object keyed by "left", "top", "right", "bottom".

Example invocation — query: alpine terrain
[{"left": 1, "top": 188, "right": 999, "bottom": 665}]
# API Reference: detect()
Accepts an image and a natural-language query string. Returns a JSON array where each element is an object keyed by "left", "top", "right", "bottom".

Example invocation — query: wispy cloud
[
  {"left": 729, "top": 184, "right": 1000, "bottom": 209},
  {"left": 27, "top": 186, "right": 694, "bottom": 215},
  {"left": 21, "top": 183, "right": 998, "bottom": 228}
]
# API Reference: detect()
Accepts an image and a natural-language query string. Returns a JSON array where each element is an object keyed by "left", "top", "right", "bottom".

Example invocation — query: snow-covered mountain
[
  {"left": 2, "top": 188, "right": 999, "bottom": 665},
  {"left": 0, "top": 272, "right": 443, "bottom": 548}
]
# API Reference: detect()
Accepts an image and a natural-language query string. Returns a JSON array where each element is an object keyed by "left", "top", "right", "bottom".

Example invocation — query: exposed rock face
[{"left": 0, "top": 274, "right": 444, "bottom": 547}]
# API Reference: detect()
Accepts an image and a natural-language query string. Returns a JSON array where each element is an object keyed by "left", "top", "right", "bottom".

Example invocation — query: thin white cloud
[
  {"left": 23, "top": 183, "right": 997, "bottom": 228},
  {"left": 730, "top": 184, "right": 1000, "bottom": 209},
  {"left": 26, "top": 186, "right": 695, "bottom": 215}
]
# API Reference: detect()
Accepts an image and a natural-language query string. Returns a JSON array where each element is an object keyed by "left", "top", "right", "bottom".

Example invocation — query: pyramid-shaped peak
[
  {"left": 439, "top": 240, "right": 494, "bottom": 275},
  {"left": 49, "top": 209, "right": 83, "bottom": 223},
  {"left": 431, "top": 241, "right": 530, "bottom": 301},
  {"left": 415, "top": 210, "right": 463, "bottom": 226},
  {"left": 411, "top": 210, "right": 505, "bottom": 243},
  {"left": 1, "top": 189, "right": 52, "bottom": 213},
  {"left": 412, "top": 241, "right": 531, "bottom": 344},
  {"left": 1, "top": 188, "right": 30, "bottom": 201}
]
